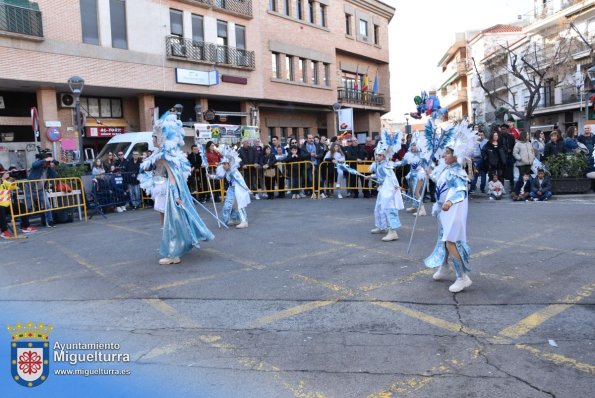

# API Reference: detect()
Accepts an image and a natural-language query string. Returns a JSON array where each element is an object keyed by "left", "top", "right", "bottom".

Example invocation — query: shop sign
[{"left": 86, "top": 126, "right": 126, "bottom": 137}]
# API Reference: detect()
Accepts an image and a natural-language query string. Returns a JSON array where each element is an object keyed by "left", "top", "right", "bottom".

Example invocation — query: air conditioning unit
[{"left": 59, "top": 93, "right": 75, "bottom": 108}]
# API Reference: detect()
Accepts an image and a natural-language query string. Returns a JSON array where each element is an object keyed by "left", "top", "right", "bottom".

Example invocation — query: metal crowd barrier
[
  {"left": 8, "top": 177, "right": 87, "bottom": 237},
  {"left": 87, "top": 172, "right": 136, "bottom": 218},
  {"left": 240, "top": 160, "right": 315, "bottom": 198},
  {"left": 188, "top": 165, "right": 225, "bottom": 201}
]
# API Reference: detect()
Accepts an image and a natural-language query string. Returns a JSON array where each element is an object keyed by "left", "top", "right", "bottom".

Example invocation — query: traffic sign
[{"left": 46, "top": 127, "right": 61, "bottom": 142}]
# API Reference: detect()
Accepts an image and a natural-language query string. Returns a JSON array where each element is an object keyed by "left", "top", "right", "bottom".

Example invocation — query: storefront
[{"left": 83, "top": 120, "right": 127, "bottom": 160}]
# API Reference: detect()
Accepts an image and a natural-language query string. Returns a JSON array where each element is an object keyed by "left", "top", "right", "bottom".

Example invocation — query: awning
[
  {"left": 84, "top": 118, "right": 127, "bottom": 138},
  {"left": 530, "top": 124, "right": 555, "bottom": 131}
]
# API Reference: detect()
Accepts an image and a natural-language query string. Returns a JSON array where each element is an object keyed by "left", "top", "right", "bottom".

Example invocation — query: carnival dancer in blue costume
[
  {"left": 209, "top": 146, "right": 251, "bottom": 229},
  {"left": 138, "top": 112, "right": 214, "bottom": 265},
  {"left": 366, "top": 133, "right": 404, "bottom": 242},
  {"left": 424, "top": 121, "right": 477, "bottom": 292},
  {"left": 393, "top": 131, "right": 429, "bottom": 216}
]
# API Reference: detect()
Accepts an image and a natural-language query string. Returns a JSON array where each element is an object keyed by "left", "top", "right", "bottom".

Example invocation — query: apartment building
[
  {"left": 0, "top": 0, "right": 394, "bottom": 168},
  {"left": 437, "top": 32, "right": 470, "bottom": 121}
]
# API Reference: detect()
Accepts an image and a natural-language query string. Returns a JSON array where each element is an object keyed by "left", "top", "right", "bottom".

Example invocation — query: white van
[{"left": 95, "top": 128, "right": 195, "bottom": 161}]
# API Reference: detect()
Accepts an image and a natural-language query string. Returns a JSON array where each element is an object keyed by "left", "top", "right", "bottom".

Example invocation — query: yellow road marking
[
  {"left": 250, "top": 300, "right": 339, "bottom": 327},
  {"left": 204, "top": 247, "right": 266, "bottom": 269},
  {"left": 371, "top": 301, "right": 489, "bottom": 337},
  {"left": 320, "top": 238, "right": 415, "bottom": 262},
  {"left": 48, "top": 241, "right": 109, "bottom": 278},
  {"left": 273, "top": 247, "right": 342, "bottom": 266},
  {"left": 151, "top": 267, "right": 251, "bottom": 291},
  {"left": 358, "top": 269, "right": 433, "bottom": 292},
  {"left": 498, "top": 282, "right": 595, "bottom": 339},
  {"left": 292, "top": 274, "right": 356, "bottom": 296},
  {"left": 0, "top": 271, "right": 83, "bottom": 290},
  {"left": 515, "top": 344, "right": 595, "bottom": 374},
  {"left": 91, "top": 220, "right": 153, "bottom": 236}
]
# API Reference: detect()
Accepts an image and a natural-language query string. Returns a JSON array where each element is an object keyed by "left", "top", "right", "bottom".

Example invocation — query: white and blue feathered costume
[
  {"left": 369, "top": 130, "right": 404, "bottom": 231},
  {"left": 393, "top": 131, "right": 429, "bottom": 211},
  {"left": 211, "top": 146, "right": 251, "bottom": 225},
  {"left": 138, "top": 113, "right": 214, "bottom": 260}
]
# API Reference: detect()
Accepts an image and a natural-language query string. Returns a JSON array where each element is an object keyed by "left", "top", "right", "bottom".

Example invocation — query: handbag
[{"left": 264, "top": 168, "right": 276, "bottom": 178}]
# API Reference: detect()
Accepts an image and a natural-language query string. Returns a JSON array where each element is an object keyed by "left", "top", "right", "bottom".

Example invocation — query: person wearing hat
[{"left": 209, "top": 146, "right": 251, "bottom": 229}]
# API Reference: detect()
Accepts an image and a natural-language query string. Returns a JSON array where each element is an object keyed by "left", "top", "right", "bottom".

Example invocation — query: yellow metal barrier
[
  {"left": 9, "top": 177, "right": 87, "bottom": 237},
  {"left": 240, "top": 161, "right": 315, "bottom": 198}
]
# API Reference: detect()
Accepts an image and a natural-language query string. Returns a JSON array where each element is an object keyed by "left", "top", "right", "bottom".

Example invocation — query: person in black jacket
[
  {"left": 343, "top": 137, "right": 369, "bottom": 198},
  {"left": 238, "top": 139, "right": 260, "bottom": 198},
  {"left": 498, "top": 124, "right": 516, "bottom": 187},
  {"left": 187, "top": 145, "right": 206, "bottom": 202},
  {"left": 512, "top": 172, "right": 531, "bottom": 201},
  {"left": 529, "top": 169, "right": 552, "bottom": 201},
  {"left": 260, "top": 145, "right": 277, "bottom": 199},
  {"left": 300, "top": 134, "right": 325, "bottom": 198},
  {"left": 543, "top": 130, "right": 565, "bottom": 159},
  {"left": 125, "top": 151, "right": 142, "bottom": 209},
  {"left": 482, "top": 131, "right": 507, "bottom": 181}
]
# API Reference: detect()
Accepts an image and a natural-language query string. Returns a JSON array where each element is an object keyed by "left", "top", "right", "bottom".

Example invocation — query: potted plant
[{"left": 543, "top": 152, "right": 590, "bottom": 194}]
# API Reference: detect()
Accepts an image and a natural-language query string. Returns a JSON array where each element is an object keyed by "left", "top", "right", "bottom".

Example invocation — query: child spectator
[
  {"left": 0, "top": 170, "right": 16, "bottom": 238},
  {"left": 512, "top": 173, "right": 531, "bottom": 201},
  {"left": 530, "top": 168, "right": 552, "bottom": 201},
  {"left": 487, "top": 174, "right": 505, "bottom": 200}
]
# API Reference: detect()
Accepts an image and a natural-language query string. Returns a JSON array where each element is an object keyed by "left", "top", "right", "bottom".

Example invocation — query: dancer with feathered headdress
[
  {"left": 138, "top": 112, "right": 214, "bottom": 265},
  {"left": 422, "top": 120, "right": 478, "bottom": 292},
  {"left": 209, "top": 145, "right": 251, "bottom": 229},
  {"left": 365, "top": 130, "right": 405, "bottom": 242},
  {"left": 394, "top": 131, "right": 430, "bottom": 216}
]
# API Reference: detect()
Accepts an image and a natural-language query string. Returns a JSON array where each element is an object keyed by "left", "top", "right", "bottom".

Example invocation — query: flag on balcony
[
  {"left": 362, "top": 69, "right": 369, "bottom": 93},
  {"left": 354, "top": 65, "right": 359, "bottom": 91},
  {"left": 372, "top": 72, "right": 379, "bottom": 94}
]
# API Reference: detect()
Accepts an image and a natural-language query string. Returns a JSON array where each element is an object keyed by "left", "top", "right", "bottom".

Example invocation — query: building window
[
  {"left": 296, "top": 0, "right": 302, "bottom": 20},
  {"left": 281, "top": 127, "right": 287, "bottom": 142},
  {"left": 286, "top": 56, "right": 294, "bottom": 81},
  {"left": 269, "top": 0, "right": 277, "bottom": 12},
  {"left": 235, "top": 25, "right": 246, "bottom": 49},
  {"left": 192, "top": 14, "right": 204, "bottom": 43},
  {"left": 304, "top": 127, "right": 309, "bottom": 137},
  {"left": 272, "top": 52, "right": 280, "bottom": 78},
  {"left": 282, "top": 0, "right": 290, "bottom": 16},
  {"left": 299, "top": 58, "right": 306, "bottom": 83},
  {"left": 170, "top": 9, "right": 183, "bottom": 36},
  {"left": 80, "top": 0, "right": 99, "bottom": 45},
  {"left": 345, "top": 13, "right": 352, "bottom": 35},
  {"left": 217, "top": 20, "right": 228, "bottom": 63},
  {"left": 323, "top": 63, "right": 330, "bottom": 87},
  {"left": 307, "top": 0, "right": 314, "bottom": 23},
  {"left": 311, "top": 61, "right": 318, "bottom": 85},
  {"left": 319, "top": 4, "right": 326, "bottom": 27},
  {"left": 373, "top": 24, "right": 379, "bottom": 45},
  {"left": 359, "top": 19, "right": 368, "bottom": 37},
  {"left": 109, "top": 0, "right": 127, "bottom": 49},
  {"left": 81, "top": 97, "right": 122, "bottom": 118}
]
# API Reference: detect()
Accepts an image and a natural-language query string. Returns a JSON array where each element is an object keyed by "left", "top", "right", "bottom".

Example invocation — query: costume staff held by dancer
[
  {"left": 138, "top": 112, "right": 214, "bottom": 265},
  {"left": 423, "top": 121, "right": 477, "bottom": 293},
  {"left": 209, "top": 146, "right": 251, "bottom": 229},
  {"left": 365, "top": 130, "right": 404, "bottom": 242}
]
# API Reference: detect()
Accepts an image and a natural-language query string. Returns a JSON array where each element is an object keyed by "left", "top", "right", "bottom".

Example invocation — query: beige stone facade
[{"left": 0, "top": 0, "right": 394, "bottom": 167}]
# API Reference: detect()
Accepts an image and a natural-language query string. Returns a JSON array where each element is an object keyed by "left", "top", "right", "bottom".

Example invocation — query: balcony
[
  {"left": 0, "top": 2, "right": 43, "bottom": 38},
  {"left": 337, "top": 88, "right": 385, "bottom": 107},
  {"left": 440, "top": 88, "right": 468, "bottom": 108},
  {"left": 484, "top": 75, "right": 508, "bottom": 92},
  {"left": 213, "top": 0, "right": 252, "bottom": 18},
  {"left": 166, "top": 36, "right": 255, "bottom": 69},
  {"left": 439, "top": 60, "right": 467, "bottom": 88}
]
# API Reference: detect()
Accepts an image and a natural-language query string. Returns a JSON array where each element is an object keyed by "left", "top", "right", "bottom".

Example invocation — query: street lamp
[
  {"left": 250, "top": 107, "right": 258, "bottom": 126},
  {"left": 471, "top": 100, "right": 479, "bottom": 125},
  {"left": 173, "top": 104, "right": 183, "bottom": 120},
  {"left": 404, "top": 113, "right": 410, "bottom": 135},
  {"left": 68, "top": 75, "right": 84, "bottom": 162},
  {"left": 194, "top": 104, "right": 203, "bottom": 123},
  {"left": 332, "top": 102, "right": 342, "bottom": 137}
]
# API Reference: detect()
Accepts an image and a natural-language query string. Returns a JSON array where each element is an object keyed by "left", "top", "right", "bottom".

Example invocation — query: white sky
[{"left": 384, "top": 0, "right": 535, "bottom": 121}]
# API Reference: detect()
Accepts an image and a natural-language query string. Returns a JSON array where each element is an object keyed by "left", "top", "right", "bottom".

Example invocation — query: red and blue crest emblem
[{"left": 8, "top": 322, "right": 52, "bottom": 388}]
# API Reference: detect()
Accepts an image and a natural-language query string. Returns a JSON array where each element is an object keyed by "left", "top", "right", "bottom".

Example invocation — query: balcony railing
[
  {"left": 484, "top": 75, "right": 508, "bottom": 92},
  {"left": 441, "top": 88, "right": 468, "bottom": 108},
  {"left": 0, "top": 2, "right": 43, "bottom": 37},
  {"left": 166, "top": 36, "right": 255, "bottom": 69},
  {"left": 520, "top": 0, "right": 581, "bottom": 24},
  {"left": 213, "top": 0, "right": 252, "bottom": 18},
  {"left": 337, "top": 88, "right": 385, "bottom": 107}
]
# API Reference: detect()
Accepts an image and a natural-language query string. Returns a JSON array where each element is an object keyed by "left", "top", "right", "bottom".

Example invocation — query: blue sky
[{"left": 385, "top": 0, "right": 535, "bottom": 121}]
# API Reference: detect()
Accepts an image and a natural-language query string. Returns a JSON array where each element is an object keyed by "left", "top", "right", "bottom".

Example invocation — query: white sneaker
[
  {"left": 337, "top": 193, "right": 343, "bottom": 199},
  {"left": 236, "top": 221, "right": 248, "bottom": 229},
  {"left": 449, "top": 274, "right": 472, "bottom": 293},
  {"left": 320, "top": 193, "right": 327, "bottom": 199},
  {"left": 335, "top": 183, "right": 341, "bottom": 188},
  {"left": 489, "top": 197, "right": 495, "bottom": 201},
  {"left": 406, "top": 207, "right": 416, "bottom": 213},
  {"left": 370, "top": 228, "right": 387, "bottom": 234},
  {"left": 254, "top": 193, "right": 261, "bottom": 200},
  {"left": 116, "top": 206, "right": 124, "bottom": 213},
  {"left": 159, "top": 257, "right": 181, "bottom": 265},
  {"left": 311, "top": 193, "right": 317, "bottom": 199},
  {"left": 413, "top": 205, "right": 426, "bottom": 216},
  {"left": 262, "top": 193, "right": 268, "bottom": 199},
  {"left": 299, "top": 193, "right": 306, "bottom": 198},
  {"left": 432, "top": 265, "right": 454, "bottom": 281},
  {"left": 381, "top": 229, "right": 399, "bottom": 241}
]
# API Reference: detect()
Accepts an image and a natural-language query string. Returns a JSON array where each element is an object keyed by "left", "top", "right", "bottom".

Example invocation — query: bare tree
[{"left": 472, "top": 21, "right": 586, "bottom": 127}]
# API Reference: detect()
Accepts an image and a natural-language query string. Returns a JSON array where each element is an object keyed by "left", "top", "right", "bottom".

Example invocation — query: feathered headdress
[
  {"left": 218, "top": 145, "right": 241, "bottom": 170},
  {"left": 375, "top": 129, "right": 403, "bottom": 158},
  {"left": 443, "top": 120, "right": 479, "bottom": 165},
  {"left": 140, "top": 111, "right": 191, "bottom": 178}
]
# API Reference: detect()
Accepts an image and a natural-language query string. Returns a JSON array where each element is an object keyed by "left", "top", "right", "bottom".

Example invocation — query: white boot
[
  {"left": 413, "top": 205, "right": 426, "bottom": 216},
  {"left": 381, "top": 229, "right": 399, "bottom": 241},
  {"left": 236, "top": 221, "right": 248, "bottom": 229},
  {"left": 449, "top": 274, "right": 472, "bottom": 293},
  {"left": 432, "top": 264, "right": 454, "bottom": 281},
  {"left": 159, "top": 257, "right": 181, "bottom": 265},
  {"left": 370, "top": 227, "right": 387, "bottom": 234}
]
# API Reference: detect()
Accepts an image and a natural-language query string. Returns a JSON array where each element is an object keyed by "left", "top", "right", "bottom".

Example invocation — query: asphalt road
[{"left": 1, "top": 192, "right": 594, "bottom": 398}]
